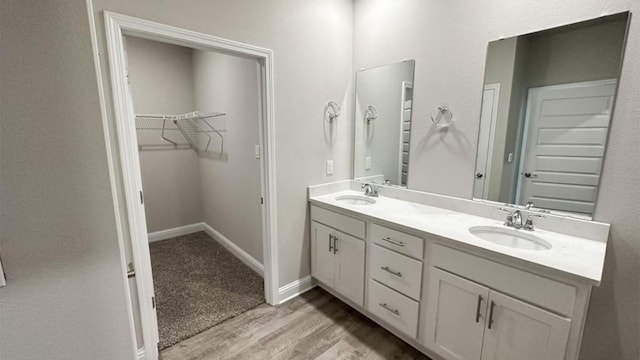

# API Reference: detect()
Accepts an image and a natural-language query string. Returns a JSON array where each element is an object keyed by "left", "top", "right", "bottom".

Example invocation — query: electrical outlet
[
  {"left": 507, "top": 152, "right": 513, "bottom": 163},
  {"left": 326, "top": 160, "right": 334, "bottom": 175},
  {"left": 365, "top": 156, "right": 372, "bottom": 170},
  {"left": 254, "top": 145, "right": 260, "bottom": 159}
]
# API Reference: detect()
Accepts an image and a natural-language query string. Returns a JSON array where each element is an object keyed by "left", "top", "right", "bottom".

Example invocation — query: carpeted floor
[{"left": 149, "top": 231, "right": 264, "bottom": 350}]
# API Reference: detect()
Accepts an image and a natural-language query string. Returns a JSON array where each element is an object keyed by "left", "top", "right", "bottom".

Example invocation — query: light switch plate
[
  {"left": 365, "top": 156, "right": 372, "bottom": 170},
  {"left": 326, "top": 160, "right": 334, "bottom": 175}
]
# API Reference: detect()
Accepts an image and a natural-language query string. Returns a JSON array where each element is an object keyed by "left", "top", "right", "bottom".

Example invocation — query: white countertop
[{"left": 310, "top": 190, "right": 607, "bottom": 285}]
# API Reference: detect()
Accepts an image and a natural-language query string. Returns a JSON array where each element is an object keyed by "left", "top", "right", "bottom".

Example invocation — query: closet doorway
[{"left": 104, "top": 13, "right": 278, "bottom": 360}]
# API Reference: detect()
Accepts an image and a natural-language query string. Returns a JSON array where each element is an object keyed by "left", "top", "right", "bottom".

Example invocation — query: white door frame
[{"left": 103, "top": 12, "right": 279, "bottom": 359}]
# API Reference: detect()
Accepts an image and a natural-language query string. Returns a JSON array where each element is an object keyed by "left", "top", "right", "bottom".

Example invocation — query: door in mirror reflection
[
  {"left": 472, "top": 12, "right": 629, "bottom": 217},
  {"left": 354, "top": 60, "right": 415, "bottom": 187}
]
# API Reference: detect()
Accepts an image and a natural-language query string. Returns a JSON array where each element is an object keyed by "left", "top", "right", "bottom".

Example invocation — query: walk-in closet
[{"left": 124, "top": 35, "right": 265, "bottom": 350}]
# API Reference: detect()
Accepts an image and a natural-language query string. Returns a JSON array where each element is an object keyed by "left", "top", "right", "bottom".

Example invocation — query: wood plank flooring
[{"left": 161, "top": 287, "right": 431, "bottom": 360}]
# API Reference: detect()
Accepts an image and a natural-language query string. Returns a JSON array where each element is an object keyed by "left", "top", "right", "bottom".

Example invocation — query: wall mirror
[
  {"left": 472, "top": 12, "right": 630, "bottom": 218},
  {"left": 354, "top": 60, "right": 415, "bottom": 187}
]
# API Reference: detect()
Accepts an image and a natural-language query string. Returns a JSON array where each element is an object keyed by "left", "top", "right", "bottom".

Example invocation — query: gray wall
[
  {"left": 193, "top": 50, "right": 264, "bottom": 263},
  {"left": 354, "top": 0, "right": 639, "bottom": 359},
  {"left": 0, "top": 1, "right": 136, "bottom": 359},
  {"left": 483, "top": 37, "right": 517, "bottom": 200},
  {"left": 525, "top": 18, "right": 627, "bottom": 87},
  {"left": 125, "top": 36, "right": 203, "bottom": 233}
]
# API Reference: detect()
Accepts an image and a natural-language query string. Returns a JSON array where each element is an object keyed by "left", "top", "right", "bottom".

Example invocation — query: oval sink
[
  {"left": 469, "top": 226, "right": 552, "bottom": 251},
  {"left": 335, "top": 195, "right": 376, "bottom": 205}
]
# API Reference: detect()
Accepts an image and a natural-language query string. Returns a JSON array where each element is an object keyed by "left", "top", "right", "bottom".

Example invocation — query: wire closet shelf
[{"left": 134, "top": 111, "right": 225, "bottom": 154}]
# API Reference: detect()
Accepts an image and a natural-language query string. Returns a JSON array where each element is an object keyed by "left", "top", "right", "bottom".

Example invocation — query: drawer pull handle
[
  {"left": 379, "top": 303, "right": 400, "bottom": 315},
  {"left": 380, "top": 266, "right": 402, "bottom": 277},
  {"left": 488, "top": 300, "right": 496, "bottom": 329},
  {"left": 475, "top": 295, "right": 483, "bottom": 323},
  {"left": 329, "top": 234, "right": 334, "bottom": 252},
  {"left": 381, "top": 237, "right": 405, "bottom": 247}
]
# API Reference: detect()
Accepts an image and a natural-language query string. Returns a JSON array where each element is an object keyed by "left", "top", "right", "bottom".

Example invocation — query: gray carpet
[{"left": 149, "top": 231, "right": 264, "bottom": 350}]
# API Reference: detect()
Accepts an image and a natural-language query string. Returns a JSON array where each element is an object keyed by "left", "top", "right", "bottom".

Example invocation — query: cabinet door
[
  {"left": 423, "top": 268, "right": 489, "bottom": 360},
  {"left": 311, "top": 221, "right": 335, "bottom": 286},
  {"left": 334, "top": 231, "right": 365, "bottom": 307},
  {"left": 481, "top": 290, "right": 571, "bottom": 360}
]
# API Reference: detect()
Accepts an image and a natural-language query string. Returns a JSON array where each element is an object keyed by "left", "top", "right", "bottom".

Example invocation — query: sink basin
[
  {"left": 469, "top": 226, "right": 552, "bottom": 251},
  {"left": 335, "top": 195, "right": 376, "bottom": 205}
]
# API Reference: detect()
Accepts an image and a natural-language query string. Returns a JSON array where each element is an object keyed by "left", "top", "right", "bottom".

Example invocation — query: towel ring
[
  {"left": 431, "top": 105, "right": 453, "bottom": 129},
  {"left": 365, "top": 105, "right": 378, "bottom": 124},
  {"left": 324, "top": 101, "right": 341, "bottom": 123}
]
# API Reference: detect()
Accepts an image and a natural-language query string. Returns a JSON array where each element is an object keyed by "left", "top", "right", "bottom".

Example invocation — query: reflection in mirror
[
  {"left": 473, "top": 13, "right": 629, "bottom": 217},
  {"left": 354, "top": 60, "right": 415, "bottom": 186}
]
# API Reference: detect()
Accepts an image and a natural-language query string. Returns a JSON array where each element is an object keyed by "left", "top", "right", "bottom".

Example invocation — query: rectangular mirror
[
  {"left": 473, "top": 13, "right": 630, "bottom": 217},
  {"left": 354, "top": 60, "right": 415, "bottom": 187}
]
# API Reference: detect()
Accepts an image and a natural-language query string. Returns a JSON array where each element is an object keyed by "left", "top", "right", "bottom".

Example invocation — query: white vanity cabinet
[
  {"left": 423, "top": 244, "right": 578, "bottom": 360},
  {"left": 310, "top": 206, "right": 366, "bottom": 306},
  {"left": 425, "top": 267, "right": 571, "bottom": 360},
  {"left": 308, "top": 195, "right": 599, "bottom": 360}
]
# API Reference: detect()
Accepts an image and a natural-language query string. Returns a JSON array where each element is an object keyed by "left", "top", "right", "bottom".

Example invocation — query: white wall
[
  {"left": 90, "top": 0, "right": 354, "bottom": 288},
  {"left": 354, "top": 1, "right": 639, "bottom": 359},
  {"left": 0, "top": 1, "right": 136, "bottom": 359},
  {"left": 193, "top": 50, "right": 264, "bottom": 263},
  {"left": 125, "top": 36, "right": 203, "bottom": 233}
]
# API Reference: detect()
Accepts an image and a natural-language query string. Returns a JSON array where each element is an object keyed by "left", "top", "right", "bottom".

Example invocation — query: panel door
[
  {"left": 423, "top": 268, "right": 490, "bottom": 360},
  {"left": 481, "top": 290, "right": 571, "bottom": 360},
  {"left": 334, "top": 231, "right": 365, "bottom": 307},
  {"left": 310, "top": 221, "right": 335, "bottom": 287},
  {"left": 518, "top": 80, "right": 616, "bottom": 214}
]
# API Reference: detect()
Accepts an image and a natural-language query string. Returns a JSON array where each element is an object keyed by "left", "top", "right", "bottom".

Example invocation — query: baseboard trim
[
  {"left": 201, "top": 223, "right": 264, "bottom": 277},
  {"left": 278, "top": 275, "right": 317, "bottom": 304},
  {"left": 147, "top": 223, "right": 204, "bottom": 242},
  {"left": 137, "top": 348, "right": 146, "bottom": 360}
]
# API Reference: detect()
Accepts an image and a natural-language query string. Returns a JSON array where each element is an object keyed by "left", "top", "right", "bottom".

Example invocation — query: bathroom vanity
[
  {"left": 308, "top": 182, "right": 609, "bottom": 360},
  {"left": 308, "top": 11, "right": 628, "bottom": 360}
]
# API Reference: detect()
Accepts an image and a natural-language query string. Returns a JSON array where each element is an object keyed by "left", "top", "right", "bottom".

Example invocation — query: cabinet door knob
[{"left": 475, "top": 172, "right": 484, "bottom": 179}]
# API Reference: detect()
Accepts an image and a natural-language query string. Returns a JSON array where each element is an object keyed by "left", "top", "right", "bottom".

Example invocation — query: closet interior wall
[
  {"left": 125, "top": 36, "right": 263, "bottom": 263},
  {"left": 126, "top": 36, "right": 202, "bottom": 233}
]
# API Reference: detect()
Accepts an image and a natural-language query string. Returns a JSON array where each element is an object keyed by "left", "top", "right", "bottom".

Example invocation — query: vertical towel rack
[{"left": 135, "top": 111, "right": 225, "bottom": 154}]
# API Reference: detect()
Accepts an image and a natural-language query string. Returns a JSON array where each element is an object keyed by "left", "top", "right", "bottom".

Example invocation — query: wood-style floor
[{"left": 161, "top": 287, "right": 431, "bottom": 360}]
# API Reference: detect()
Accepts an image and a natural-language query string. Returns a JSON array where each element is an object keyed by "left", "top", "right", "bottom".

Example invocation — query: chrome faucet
[
  {"left": 499, "top": 207, "right": 545, "bottom": 231},
  {"left": 499, "top": 208, "right": 523, "bottom": 229},
  {"left": 361, "top": 183, "right": 379, "bottom": 197},
  {"left": 523, "top": 213, "right": 545, "bottom": 231}
]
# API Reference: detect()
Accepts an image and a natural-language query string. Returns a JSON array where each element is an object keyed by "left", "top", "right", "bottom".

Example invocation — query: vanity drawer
[
  {"left": 370, "top": 244, "right": 423, "bottom": 300},
  {"left": 368, "top": 280, "right": 419, "bottom": 338},
  {"left": 371, "top": 223, "right": 423, "bottom": 259},
  {"left": 311, "top": 205, "right": 366, "bottom": 239}
]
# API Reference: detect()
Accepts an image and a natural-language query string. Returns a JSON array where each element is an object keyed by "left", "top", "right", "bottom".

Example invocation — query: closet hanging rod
[
  {"left": 135, "top": 110, "right": 225, "bottom": 121},
  {"left": 134, "top": 111, "right": 226, "bottom": 154}
]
